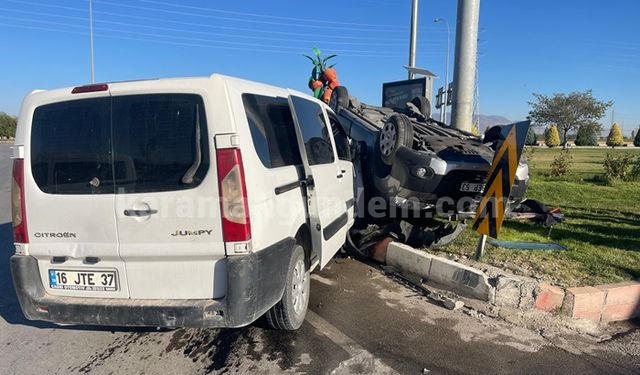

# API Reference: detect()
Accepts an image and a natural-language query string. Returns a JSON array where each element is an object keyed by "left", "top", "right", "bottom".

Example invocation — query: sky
[{"left": 1, "top": 0, "right": 639, "bottom": 135}]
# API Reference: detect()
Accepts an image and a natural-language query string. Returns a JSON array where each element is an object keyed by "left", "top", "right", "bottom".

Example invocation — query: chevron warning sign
[{"left": 473, "top": 121, "right": 530, "bottom": 238}]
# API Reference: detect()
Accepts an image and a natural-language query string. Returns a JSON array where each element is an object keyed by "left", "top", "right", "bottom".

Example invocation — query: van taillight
[
  {"left": 11, "top": 159, "right": 28, "bottom": 243},
  {"left": 216, "top": 148, "right": 251, "bottom": 242}
]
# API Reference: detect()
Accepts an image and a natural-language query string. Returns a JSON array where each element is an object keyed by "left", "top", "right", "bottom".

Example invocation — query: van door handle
[{"left": 124, "top": 209, "right": 158, "bottom": 217}]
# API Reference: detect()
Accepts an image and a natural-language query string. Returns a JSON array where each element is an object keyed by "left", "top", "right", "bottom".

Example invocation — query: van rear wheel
[{"left": 265, "top": 245, "right": 309, "bottom": 330}]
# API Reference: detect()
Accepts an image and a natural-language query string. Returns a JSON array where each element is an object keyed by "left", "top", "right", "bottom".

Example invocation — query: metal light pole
[
  {"left": 89, "top": 0, "right": 95, "bottom": 83},
  {"left": 408, "top": 0, "right": 419, "bottom": 79},
  {"left": 434, "top": 18, "right": 451, "bottom": 124},
  {"left": 451, "top": 0, "right": 480, "bottom": 132}
]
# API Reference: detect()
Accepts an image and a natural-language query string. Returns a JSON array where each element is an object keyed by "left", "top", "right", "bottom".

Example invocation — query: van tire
[{"left": 265, "top": 245, "right": 309, "bottom": 330}]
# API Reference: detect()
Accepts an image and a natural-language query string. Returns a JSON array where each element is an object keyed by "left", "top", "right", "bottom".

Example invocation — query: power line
[
  {"left": 88, "top": 0, "right": 407, "bottom": 33},
  {"left": 0, "top": 7, "right": 444, "bottom": 48},
  {"left": 100, "top": 0, "right": 445, "bottom": 32},
  {"left": 0, "top": 19, "right": 407, "bottom": 58},
  {"left": 0, "top": 13, "right": 412, "bottom": 55},
  {"left": 7, "top": 0, "right": 429, "bottom": 42},
  {"left": 134, "top": 0, "right": 403, "bottom": 29}
]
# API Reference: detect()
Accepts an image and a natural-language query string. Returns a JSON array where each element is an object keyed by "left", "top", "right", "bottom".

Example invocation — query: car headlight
[{"left": 412, "top": 166, "right": 434, "bottom": 179}]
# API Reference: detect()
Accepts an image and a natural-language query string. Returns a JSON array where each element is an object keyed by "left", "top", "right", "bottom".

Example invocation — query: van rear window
[
  {"left": 30, "top": 94, "right": 209, "bottom": 194},
  {"left": 31, "top": 98, "right": 114, "bottom": 194}
]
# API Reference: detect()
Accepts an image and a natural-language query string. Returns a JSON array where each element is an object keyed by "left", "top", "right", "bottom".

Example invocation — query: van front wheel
[{"left": 265, "top": 245, "right": 309, "bottom": 330}]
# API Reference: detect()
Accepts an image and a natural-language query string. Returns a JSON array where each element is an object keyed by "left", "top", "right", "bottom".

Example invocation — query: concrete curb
[
  {"left": 384, "top": 241, "right": 640, "bottom": 324},
  {"left": 386, "top": 242, "right": 493, "bottom": 301}
]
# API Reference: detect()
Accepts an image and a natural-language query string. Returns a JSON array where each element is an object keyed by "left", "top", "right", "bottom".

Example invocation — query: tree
[
  {"left": 606, "top": 123, "right": 624, "bottom": 147},
  {"left": 525, "top": 126, "right": 537, "bottom": 145},
  {"left": 0, "top": 112, "right": 17, "bottom": 138},
  {"left": 545, "top": 125, "right": 561, "bottom": 147},
  {"left": 543, "top": 123, "right": 565, "bottom": 145},
  {"left": 634, "top": 127, "right": 640, "bottom": 147},
  {"left": 528, "top": 90, "right": 612, "bottom": 149},
  {"left": 575, "top": 124, "right": 599, "bottom": 146}
]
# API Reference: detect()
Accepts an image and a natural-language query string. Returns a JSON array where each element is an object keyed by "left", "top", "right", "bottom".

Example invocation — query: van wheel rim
[
  {"left": 380, "top": 122, "right": 397, "bottom": 157},
  {"left": 292, "top": 258, "right": 307, "bottom": 315}
]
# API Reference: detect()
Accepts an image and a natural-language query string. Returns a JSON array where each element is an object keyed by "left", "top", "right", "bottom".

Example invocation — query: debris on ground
[
  {"left": 488, "top": 239, "right": 566, "bottom": 251},
  {"left": 443, "top": 298, "right": 465, "bottom": 311},
  {"left": 509, "top": 199, "right": 564, "bottom": 227},
  {"left": 345, "top": 221, "right": 466, "bottom": 262}
]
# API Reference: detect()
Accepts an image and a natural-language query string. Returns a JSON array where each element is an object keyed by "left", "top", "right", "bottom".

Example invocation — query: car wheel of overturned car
[
  {"left": 378, "top": 114, "right": 414, "bottom": 165},
  {"left": 329, "top": 86, "right": 350, "bottom": 112},
  {"left": 265, "top": 245, "right": 309, "bottom": 330},
  {"left": 411, "top": 96, "right": 431, "bottom": 119}
]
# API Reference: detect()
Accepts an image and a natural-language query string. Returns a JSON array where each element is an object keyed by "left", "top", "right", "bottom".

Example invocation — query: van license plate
[
  {"left": 460, "top": 182, "right": 484, "bottom": 193},
  {"left": 49, "top": 269, "right": 118, "bottom": 292}
]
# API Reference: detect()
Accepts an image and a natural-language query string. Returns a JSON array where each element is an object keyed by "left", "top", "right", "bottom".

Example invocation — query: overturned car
[{"left": 329, "top": 86, "right": 528, "bottom": 217}]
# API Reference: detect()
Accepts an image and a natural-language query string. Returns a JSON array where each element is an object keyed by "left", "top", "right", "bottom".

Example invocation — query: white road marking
[
  {"left": 305, "top": 310, "right": 400, "bottom": 374},
  {"left": 310, "top": 274, "right": 337, "bottom": 286}
]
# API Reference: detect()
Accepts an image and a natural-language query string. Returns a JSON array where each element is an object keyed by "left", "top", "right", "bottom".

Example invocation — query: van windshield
[{"left": 30, "top": 94, "right": 209, "bottom": 194}]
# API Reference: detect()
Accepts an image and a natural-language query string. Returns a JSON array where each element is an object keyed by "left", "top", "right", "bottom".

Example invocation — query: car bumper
[
  {"left": 10, "top": 238, "right": 295, "bottom": 328},
  {"left": 509, "top": 177, "right": 528, "bottom": 205},
  {"left": 374, "top": 146, "right": 489, "bottom": 207}
]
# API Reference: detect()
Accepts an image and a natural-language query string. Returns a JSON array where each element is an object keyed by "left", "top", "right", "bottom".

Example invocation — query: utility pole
[
  {"left": 611, "top": 107, "right": 615, "bottom": 125},
  {"left": 434, "top": 18, "right": 451, "bottom": 123},
  {"left": 475, "top": 68, "right": 479, "bottom": 132},
  {"left": 89, "top": 0, "right": 95, "bottom": 83},
  {"left": 408, "top": 0, "right": 419, "bottom": 80},
  {"left": 451, "top": 0, "right": 480, "bottom": 132}
]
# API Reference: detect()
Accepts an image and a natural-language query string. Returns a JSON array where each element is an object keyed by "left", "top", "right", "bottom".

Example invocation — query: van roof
[{"left": 28, "top": 73, "right": 294, "bottom": 98}]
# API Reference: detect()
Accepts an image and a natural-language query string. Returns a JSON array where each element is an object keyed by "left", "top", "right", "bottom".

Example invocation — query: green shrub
[
  {"left": 575, "top": 125, "right": 599, "bottom": 146},
  {"left": 630, "top": 161, "right": 640, "bottom": 180},
  {"left": 550, "top": 150, "right": 572, "bottom": 176},
  {"left": 545, "top": 125, "right": 561, "bottom": 147},
  {"left": 603, "top": 153, "right": 635, "bottom": 182},
  {"left": 634, "top": 127, "right": 640, "bottom": 147},
  {"left": 525, "top": 126, "right": 537, "bottom": 145},
  {"left": 606, "top": 123, "right": 624, "bottom": 147},
  {"left": 522, "top": 146, "right": 536, "bottom": 170},
  {"left": 0, "top": 112, "right": 17, "bottom": 138}
]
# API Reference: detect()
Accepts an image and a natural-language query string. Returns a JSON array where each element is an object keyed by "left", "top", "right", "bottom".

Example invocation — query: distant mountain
[
  {"left": 477, "top": 115, "right": 513, "bottom": 132},
  {"left": 439, "top": 113, "right": 513, "bottom": 133}
]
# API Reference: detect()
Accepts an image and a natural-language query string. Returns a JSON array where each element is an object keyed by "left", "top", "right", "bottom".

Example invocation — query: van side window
[
  {"left": 289, "top": 97, "right": 335, "bottom": 166},
  {"left": 327, "top": 113, "right": 351, "bottom": 161},
  {"left": 241, "top": 94, "right": 302, "bottom": 169}
]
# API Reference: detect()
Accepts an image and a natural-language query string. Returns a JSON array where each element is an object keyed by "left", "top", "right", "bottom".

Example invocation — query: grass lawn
[{"left": 440, "top": 147, "right": 640, "bottom": 287}]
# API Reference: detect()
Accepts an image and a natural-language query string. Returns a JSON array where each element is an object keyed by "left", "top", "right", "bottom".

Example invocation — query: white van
[{"left": 10, "top": 74, "right": 355, "bottom": 330}]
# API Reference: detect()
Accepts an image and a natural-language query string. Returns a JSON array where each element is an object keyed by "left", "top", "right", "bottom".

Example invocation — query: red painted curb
[{"left": 536, "top": 281, "right": 640, "bottom": 323}]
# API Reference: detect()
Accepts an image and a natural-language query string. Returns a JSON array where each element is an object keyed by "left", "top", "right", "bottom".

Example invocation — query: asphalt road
[{"left": 0, "top": 143, "right": 638, "bottom": 375}]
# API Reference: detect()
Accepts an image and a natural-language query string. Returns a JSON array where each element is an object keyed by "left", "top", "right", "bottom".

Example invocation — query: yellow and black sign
[{"left": 473, "top": 121, "right": 530, "bottom": 238}]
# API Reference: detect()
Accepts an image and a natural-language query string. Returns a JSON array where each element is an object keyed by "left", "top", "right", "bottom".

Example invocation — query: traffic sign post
[
  {"left": 472, "top": 121, "right": 530, "bottom": 259},
  {"left": 436, "top": 83, "right": 453, "bottom": 123}
]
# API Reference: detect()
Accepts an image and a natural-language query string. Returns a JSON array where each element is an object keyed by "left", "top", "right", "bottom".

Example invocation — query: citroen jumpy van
[{"left": 10, "top": 74, "right": 355, "bottom": 330}]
